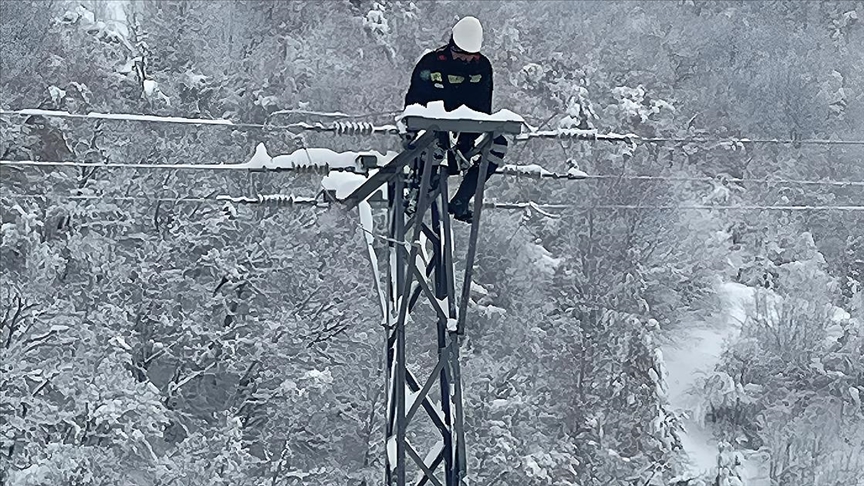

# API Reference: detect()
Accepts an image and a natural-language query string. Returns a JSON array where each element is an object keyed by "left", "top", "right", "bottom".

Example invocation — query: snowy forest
[{"left": 1, "top": 1, "right": 863, "bottom": 485}]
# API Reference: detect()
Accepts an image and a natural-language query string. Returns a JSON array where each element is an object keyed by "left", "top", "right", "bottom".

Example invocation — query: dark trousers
[
  {"left": 399, "top": 132, "right": 508, "bottom": 210},
  {"left": 448, "top": 133, "right": 508, "bottom": 209}
]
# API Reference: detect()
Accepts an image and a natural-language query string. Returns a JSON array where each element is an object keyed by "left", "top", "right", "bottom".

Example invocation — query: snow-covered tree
[{"left": 2, "top": 2, "right": 863, "bottom": 485}]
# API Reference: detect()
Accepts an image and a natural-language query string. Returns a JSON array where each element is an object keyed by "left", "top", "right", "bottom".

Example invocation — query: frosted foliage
[
  {"left": 818, "top": 70, "right": 847, "bottom": 117},
  {"left": 525, "top": 242, "right": 562, "bottom": 275},
  {"left": 520, "top": 63, "right": 545, "bottom": 85},
  {"left": 361, "top": 1, "right": 400, "bottom": 61},
  {"left": 831, "top": 10, "right": 859, "bottom": 46},
  {"left": 59, "top": 3, "right": 131, "bottom": 50},
  {"left": 563, "top": 85, "right": 598, "bottom": 127},
  {"left": 363, "top": 3, "right": 390, "bottom": 35},
  {"left": 640, "top": 320, "right": 681, "bottom": 453},
  {"left": 7, "top": 444, "right": 96, "bottom": 486},
  {"left": 519, "top": 59, "right": 597, "bottom": 129},
  {"left": 3, "top": 2, "right": 864, "bottom": 486},
  {"left": 1, "top": 205, "right": 43, "bottom": 250},
  {"left": 85, "top": 352, "right": 169, "bottom": 438},
  {"left": 302, "top": 368, "right": 334, "bottom": 387},
  {"left": 692, "top": 372, "right": 761, "bottom": 428},
  {"left": 715, "top": 442, "right": 745, "bottom": 486},
  {"left": 611, "top": 85, "right": 675, "bottom": 123},
  {"left": 48, "top": 85, "right": 66, "bottom": 104},
  {"left": 142, "top": 80, "right": 170, "bottom": 106},
  {"left": 184, "top": 69, "right": 208, "bottom": 89}
]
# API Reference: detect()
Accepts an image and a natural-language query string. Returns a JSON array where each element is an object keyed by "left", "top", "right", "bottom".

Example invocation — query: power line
[
  {"left": 485, "top": 201, "right": 864, "bottom": 212},
  {"left": 0, "top": 159, "right": 351, "bottom": 173},
  {"left": 2, "top": 160, "right": 255, "bottom": 171},
  {"left": 5, "top": 159, "right": 864, "bottom": 189},
  {"left": 0, "top": 109, "right": 400, "bottom": 135},
  {"left": 5, "top": 108, "right": 864, "bottom": 147},
  {"left": 515, "top": 128, "right": 864, "bottom": 146},
  {"left": 268, "top": 108, "right": 401, "bottom": 120},
  {"left": 639, "top": 136, "right": 864, "bottom": 146},
  {"left": 1, "top": 109, "right": 236, "bottom": 126},
  {"left": 5, "top": 194, "right": 216, "bottom": 204},
  {"left": 576, "top": 174, "right": 864, "bottom": 188},
  {"left": 498, "top": 165, "right": 864, "bottom": 188},
  {"left": 1, "top": 193, "right": 327, "bottom": 206},
  {"left": 6, "top": 192, "right": 864, "bottom": 212}
]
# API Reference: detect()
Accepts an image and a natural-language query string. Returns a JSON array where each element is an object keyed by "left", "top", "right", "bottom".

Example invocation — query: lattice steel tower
[{"left": 344, "top": 115, "right": 521, "bottom": 486}]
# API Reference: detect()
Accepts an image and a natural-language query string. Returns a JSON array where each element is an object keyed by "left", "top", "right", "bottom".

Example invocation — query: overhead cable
[
  {"left": 3, "top": 193, "right": 325, "bottom": 206},
  {"left": 5, "top": 159, "right": 864, "bottom": 189},
  {"left": 515, "top": 127, "right": 864, "bottom": 146},
  {"left": 498, "top": 165, "right": 864, "bottom": 188},
  {"left": 5, "top": 109, "right": 864, "bottom": 146},
  {"left": 268, "top": 109, "right": 401, "bottom": 120},
  {"left": 7, "top": 193, "right": 864, "bottom": 212},
  {"left": 484, "top": 201, "right": 864, "bottom": 212},
  {"left": 0, "top": 109, "right": 400, "bottom": 135},
  {"left": 0, "top": 159, "right": 358, "bottom": 174}
]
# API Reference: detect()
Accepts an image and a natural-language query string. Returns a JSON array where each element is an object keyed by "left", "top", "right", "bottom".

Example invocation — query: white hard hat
[{"left": 452, "top": 16, "right": 483, "bottom": 53}]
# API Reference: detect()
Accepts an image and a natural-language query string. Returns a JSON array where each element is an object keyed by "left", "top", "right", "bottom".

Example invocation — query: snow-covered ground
[{"left": 662, "top": 282, "right": 770, "bottom": 485}]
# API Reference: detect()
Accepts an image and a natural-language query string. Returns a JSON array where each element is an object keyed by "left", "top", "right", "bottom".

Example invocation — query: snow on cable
[
  {"left": 240, "top": 143, "right": 397, "bottom": 172},
  {"left": 0, "top": 109, "right": 400, "bottom": 134},
  {"left": 14, "top": 109, "right": 233, "bottom": 125}
]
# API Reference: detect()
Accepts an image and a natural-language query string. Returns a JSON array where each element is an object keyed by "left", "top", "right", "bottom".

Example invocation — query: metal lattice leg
[{"left": 381, "top": 129, "right": 494, "bottom": 486}]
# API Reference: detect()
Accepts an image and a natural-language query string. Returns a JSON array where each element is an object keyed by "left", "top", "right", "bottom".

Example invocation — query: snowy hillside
[{"left": 2, "top": 2, "right": 863, "bottom": 486}]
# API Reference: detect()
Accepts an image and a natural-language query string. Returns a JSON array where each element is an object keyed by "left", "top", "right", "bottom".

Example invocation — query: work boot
[{"left": 448, "top": 200, "right": 473, "bottom": 223}]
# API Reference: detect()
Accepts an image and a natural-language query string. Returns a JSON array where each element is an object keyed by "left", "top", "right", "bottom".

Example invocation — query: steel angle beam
[
  {"left": 403, "top": 116, "right": 522, "bottom": 136},
  {"left": 343, "top": 129, "right": 438, "bottom": 209}
]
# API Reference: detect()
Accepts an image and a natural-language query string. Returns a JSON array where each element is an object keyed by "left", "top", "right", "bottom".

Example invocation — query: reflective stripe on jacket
[{"left": 404, "top": 45, "right": 493, "bottom": 114}]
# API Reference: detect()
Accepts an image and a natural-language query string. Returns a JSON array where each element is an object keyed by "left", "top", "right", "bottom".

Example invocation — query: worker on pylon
[{"left": 403, "top": 16, "right": 508, "bottom": 223}]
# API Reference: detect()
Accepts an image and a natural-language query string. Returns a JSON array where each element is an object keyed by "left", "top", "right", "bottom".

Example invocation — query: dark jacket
[{"left": 404, "top": 45, "right": 493, "bottom": 114}]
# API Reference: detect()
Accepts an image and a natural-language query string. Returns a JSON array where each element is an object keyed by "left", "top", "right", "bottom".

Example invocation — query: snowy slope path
[{"left": 662, "top": 282, "right": 770, "bottom": 485}]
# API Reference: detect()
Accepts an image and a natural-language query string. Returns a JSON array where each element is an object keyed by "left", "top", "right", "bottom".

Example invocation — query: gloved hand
[
  {"left": 452, "top": 149, "right": 472, "bottom": 171},
  {"left": 401, "top": 130, "right": 419, "bottom": 150},
  {"left": 454, "top": 137, "right": 476, "bottom": 170}
]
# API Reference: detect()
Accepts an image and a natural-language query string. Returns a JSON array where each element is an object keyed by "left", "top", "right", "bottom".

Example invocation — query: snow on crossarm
[{"left": 399, "top": 100, "right": 524, "bottom": 123}]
